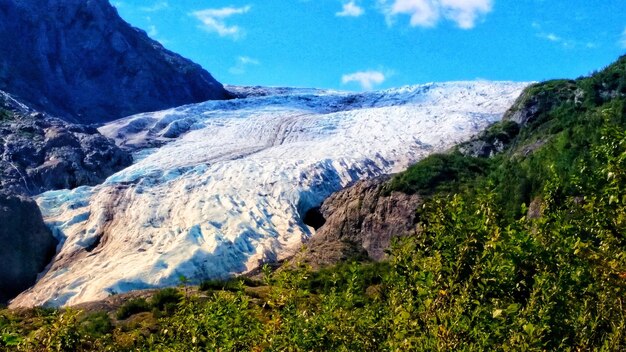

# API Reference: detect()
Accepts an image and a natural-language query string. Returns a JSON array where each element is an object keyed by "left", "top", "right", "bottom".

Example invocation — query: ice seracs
[{"left": 11, "top": 81, "right": 528, "bottom": 307}]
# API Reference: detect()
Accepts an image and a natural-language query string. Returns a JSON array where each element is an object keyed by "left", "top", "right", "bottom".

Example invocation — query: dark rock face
[
  {"left": 458, "top": 121, "right": 520, "bottom": 158},
  {"left": 0, "top": 90, "right": 132, "bottom": 195},
  {"left": 0, "top": 91, "right": 130, "bottom": 303},
  {"left": 0, "top": 0, "right": 229, "bottom": 124},
  {"left": 301, "top": 176, "right": 422, "bottom": 267},
  {"left": 0, "top": 193, "right": 57, "bottom": 304},
  {"left": 502, "top": 81, "right": 581, "bottom": 127},
  {"left": 458, "top": 139, "right": 506, "bottom": 158},
  {"left": 502, "top": 89, "right": 544, "bottom": 126}
]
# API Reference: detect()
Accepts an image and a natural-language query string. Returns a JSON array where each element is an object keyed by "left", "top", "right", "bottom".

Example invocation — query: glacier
[{"left": 10, "top": 81, "right": 528, "bottom": 307}]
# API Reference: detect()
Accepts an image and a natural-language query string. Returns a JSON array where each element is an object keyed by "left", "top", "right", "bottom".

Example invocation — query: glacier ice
[{"left": 10, "top": 81, "right": 528, "bottom": 307}]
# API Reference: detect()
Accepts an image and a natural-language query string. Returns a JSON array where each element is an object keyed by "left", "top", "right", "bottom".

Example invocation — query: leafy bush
[
  {"left": 304, "top": 261, "right": 389, "bottom": 295},
  {"left": 0, "top": 108, "right": 13, "bottom": 122},
  {"left": 21, "top": 310, "right": 82, "bottom": 352},
  {"left": 199, "top": 277, "right": 261, "bottom": 292},
  {"left": 150, "top": 288, "right": 182, "bottom": 314},
  {"left": 116, "top": 298, "right": 150, "bottom": 320},
  {"left": 146, "top": 292, "right": 264, "bottom": 351},
  {"left": 79, "top": 311, "right": 112, "bottom": 337},
  {"left": 480, "top": 119, "right": 520, "bottom": 144}
]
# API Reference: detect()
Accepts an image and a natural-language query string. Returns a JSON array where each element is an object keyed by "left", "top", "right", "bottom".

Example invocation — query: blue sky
[{"left": 112, "top": 0, "right": 626, "bottom": 91}]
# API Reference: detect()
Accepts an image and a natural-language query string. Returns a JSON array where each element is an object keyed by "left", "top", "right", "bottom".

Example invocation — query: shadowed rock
[
  {"left": 0, "top": 0, "right": 229, "bottom": 124},
  {"left": 0, "top": 91, "right": 132, "bottom": 303},
  {"left": 0, "top": 90, "right": 132, "bottom": 195},
  {"left": 0, "top": 193, "right": 57, "bottom": 304}
]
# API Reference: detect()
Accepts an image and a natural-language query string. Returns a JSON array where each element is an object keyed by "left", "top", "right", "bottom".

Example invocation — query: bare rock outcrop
[
  {"left": 0, "top": 91, "right": 132, "bottom": 195},
  {"left": 302, "top": 176, "right": 422, "bottom": 267}
]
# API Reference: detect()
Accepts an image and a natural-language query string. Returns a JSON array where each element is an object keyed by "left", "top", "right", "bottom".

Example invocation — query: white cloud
[
  {"left": 532, "top": 23, "right": 596, "bottom": 50},
  {"left": 229, "top": 56, "right": 260, "bottom": 75},
  {"left": 147, "top": 25, "right": 158, "bottom": 37},
  {"left": 539, "top": 32, "right": 561, "bottom": 42},
  {"left": 620, "top": 28, "right": 626, "bottom": 48},
  {"left": 140, "top": 1, "right": 169, "bottom": 12},
  {"left": 337, "top": 1, "right": 365, "bottom": 17},
  {"left": 192, "top": 6, "right": 251, "bottom": 39},
  {"left": 342, "top": 70, "right": 386, "bottom": 90},
  {"left": 440, "top": 0, "right": 492, "bottom": 29},
  {"left": 380, "top": 0, "right": 492, "bottom": 29}
]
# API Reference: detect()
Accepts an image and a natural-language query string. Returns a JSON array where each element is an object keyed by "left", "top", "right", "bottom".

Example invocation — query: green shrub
[
  {"left": 147, "top": 292, "right": 263, "bottom": 351},
  {"left": 199, "top": 277, "right": 261, "bottom": 292},
  {"left": 79, "top": 311, "right": 112, "bottom": 337},
  {"left": 116, "top": 298, "right": 150, "bottom": 320},
  {"left": 150, "top": 288, "right": 182, "bottom": 313},
  {"left": 21, "top": 310, "right": 82, "bottom": 352},
  {"left": 0, "top": 109, "right": 13, "bottom": 122}
]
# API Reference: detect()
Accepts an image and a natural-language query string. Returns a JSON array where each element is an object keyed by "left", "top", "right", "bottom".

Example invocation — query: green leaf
[{"left": 492, "top": 309, "right": 503, "bottom": 319}]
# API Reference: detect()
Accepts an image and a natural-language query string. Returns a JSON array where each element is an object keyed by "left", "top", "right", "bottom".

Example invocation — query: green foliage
[
  {"left": 150, "top": 288, "right": 182, "bottom": 313},
  {"left": 146, "top": 292, "right": 264, "bottom": 352},
  {"left": 304, "top": 260, "right": 388, "bottom": 295},
  {"left": 259, "top": 262, "right": 384, "bottom": 351},
  {"left": 0, "top": 107, "right": 15, "bottom": 123},
  {"left": 21, "top": 310, "right": 82, "bottom": 352},
  {"left": 479, "top": 119, "right": 520, "bottom": 145},
  {"left": 78, "top": 312, "right": 112, "bottom": 337},
  {"left": 199, "top": 277, "right": 261, "bottom": 292},
  {"left": 116, "top": 298, "right": 151, "bottom": 320},
  {"left": 0, "top": 333, "right": 20, "bottom": 348},
  {"left": 386, "top": 152, "right": 490, "bottom": 195}
]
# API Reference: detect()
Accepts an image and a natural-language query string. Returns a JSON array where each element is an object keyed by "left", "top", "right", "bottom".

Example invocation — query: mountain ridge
[{"left": 0, "top": 0, "right": 229, "bottom": 124}]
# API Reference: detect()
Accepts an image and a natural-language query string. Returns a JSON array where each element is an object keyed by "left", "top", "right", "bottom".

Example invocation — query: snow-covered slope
[{"left": 11, "top": 81, "right": 528, "bottom": 307}]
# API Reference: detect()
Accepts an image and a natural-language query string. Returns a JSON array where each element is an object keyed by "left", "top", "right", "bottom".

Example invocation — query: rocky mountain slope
[
  {"left": 0, "top": 0, "right": 229, "bottom": 124},
  {"left": 9, "top": 81, "right": 527, "bottom": 307},
  {"left": 0, "top": 90, "right": 132, "bottom": 195},
  {"left": 299, "top": 176, "right": 421, "bottom": 267},
  {"left": 0, "top": 90, "right": 132, "bottom": 304},
  {"left": 0, "top": 194, "right": 57, "bottom": 304}
]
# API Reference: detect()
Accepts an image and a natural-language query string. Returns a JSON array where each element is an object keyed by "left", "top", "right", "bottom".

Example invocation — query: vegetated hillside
[
  {"left": 302, "top": 54, "right": 626, "bottom": 265},
  {"left": 0, "top": 0, "right": 229, "bottom": 123},
  {"left": 2, "top": 56, "right": 626, "bottom": 350}
]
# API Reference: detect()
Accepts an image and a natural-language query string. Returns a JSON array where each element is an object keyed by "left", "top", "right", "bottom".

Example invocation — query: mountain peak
[{"left": 0, "top": 0, "right": 229, "bottom": 123}]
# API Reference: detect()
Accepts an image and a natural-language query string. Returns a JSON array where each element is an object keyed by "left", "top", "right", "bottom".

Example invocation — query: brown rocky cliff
[{"left": 301, "top": 176, "right": 421, "bottom": 267}]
